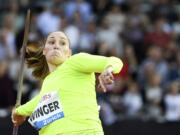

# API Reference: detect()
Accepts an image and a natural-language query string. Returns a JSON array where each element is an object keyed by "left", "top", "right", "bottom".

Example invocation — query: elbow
[
  {"left": 116, "top": 58, "right": 123, "bottom": 74},
  {"left": 110, "top": 57, "right": 123, "bottom": 74}
]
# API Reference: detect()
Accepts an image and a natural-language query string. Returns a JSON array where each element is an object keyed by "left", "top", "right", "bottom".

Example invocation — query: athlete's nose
[{"left": 54, "top": 43, "right": 60, "bottom": 50}]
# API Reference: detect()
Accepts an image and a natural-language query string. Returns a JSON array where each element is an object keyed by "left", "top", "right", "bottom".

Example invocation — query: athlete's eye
[
  {"left": 48, "top": 41, "right": 55, "bottom": 45},
  {"left": 60, "top": 41, "right": 66, "bottom": 46}
]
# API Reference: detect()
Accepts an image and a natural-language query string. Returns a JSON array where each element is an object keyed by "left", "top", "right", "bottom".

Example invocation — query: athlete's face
[{"left": 43, "top": 32, "right": 72, "bottom": 66}]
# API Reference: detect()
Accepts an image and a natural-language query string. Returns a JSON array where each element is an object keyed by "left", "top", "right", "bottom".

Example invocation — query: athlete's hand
[
  {"left": 11, "top": 108, "right": 26, "bottom": 126},
  {"left": 98, "top": 66, "right": 114, "bottom": 92}
]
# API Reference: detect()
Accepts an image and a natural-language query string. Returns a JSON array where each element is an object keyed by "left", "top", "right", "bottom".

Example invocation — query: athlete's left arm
[{"left": 67, "top": 53, "right": 123, "bottom": 74}]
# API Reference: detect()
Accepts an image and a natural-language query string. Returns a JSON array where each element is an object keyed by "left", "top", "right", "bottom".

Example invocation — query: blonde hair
[{"left": 25, "top": 41, "right": 49, "bottom": 80}]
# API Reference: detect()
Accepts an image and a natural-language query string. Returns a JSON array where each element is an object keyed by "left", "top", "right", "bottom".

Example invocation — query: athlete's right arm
[
  {"left": 15, "top": 94, "right": 40, "bottom": 116},
  {"left": 12, "top": 94, "right": 40, "bottom": 126}
]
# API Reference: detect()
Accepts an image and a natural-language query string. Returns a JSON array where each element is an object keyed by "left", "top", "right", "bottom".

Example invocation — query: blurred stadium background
[{"left": 0, "top": 0, "right": 180, "bottom": 135}]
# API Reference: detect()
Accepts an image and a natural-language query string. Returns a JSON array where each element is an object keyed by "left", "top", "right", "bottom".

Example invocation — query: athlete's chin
[{"left": 50, "top": 57, "right": 65, "bottom": 65}]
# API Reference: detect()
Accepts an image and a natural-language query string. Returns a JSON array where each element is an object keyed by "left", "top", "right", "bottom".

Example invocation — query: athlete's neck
[{"left": 48, "top": 63, "right": 58, "bottom": 72}]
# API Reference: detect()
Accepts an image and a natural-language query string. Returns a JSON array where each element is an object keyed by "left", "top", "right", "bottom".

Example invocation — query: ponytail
[{"left": 25, "top": 42, "right": 49, "bottom": 80}]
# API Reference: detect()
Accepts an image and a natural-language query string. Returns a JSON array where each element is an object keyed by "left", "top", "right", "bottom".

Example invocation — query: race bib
[{"left": 28, "top": 91, "right": 64, "bottom": 130}]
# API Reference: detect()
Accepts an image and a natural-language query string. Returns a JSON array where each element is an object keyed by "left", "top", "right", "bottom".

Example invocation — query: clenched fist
[{"left": 11, "top": 108, "right": 26, "bottom": 126}]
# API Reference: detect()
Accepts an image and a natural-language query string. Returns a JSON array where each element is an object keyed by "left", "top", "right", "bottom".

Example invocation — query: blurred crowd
[{"left": 0, "top": 0, "right": 180, "bottom": 126}]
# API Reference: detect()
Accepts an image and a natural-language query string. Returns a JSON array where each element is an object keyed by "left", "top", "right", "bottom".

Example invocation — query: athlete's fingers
[
  {"left": 104, "top": 79, "right": 114, "bottom": 84},
  {"left": 104, "top": 76, "right": 114, "bottom": 83},
  {"left": 101, "top": 72, "right": 114, "bottom": 85},
  {"left": 98, "top": 75, "right": 107, "bottom": 92},
  {"left": 107, "top": 72, "right": 114, "bottom": 80},
  {"left": 99, "top": 76, "right": 106, "bottom": 92},
  {"left": 103, "top": 70, "right": 114, "bottom": 79},
  {"left": 11, "top": 108, "right": 16, "bottom": 122},
  {"left": 98, "top": 67, "right": 114, "bottom": 92}
]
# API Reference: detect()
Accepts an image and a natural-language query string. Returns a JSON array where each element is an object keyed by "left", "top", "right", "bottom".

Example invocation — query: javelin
[{"left": 12, "top": 9, "right": 31, "bottom": 135}]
